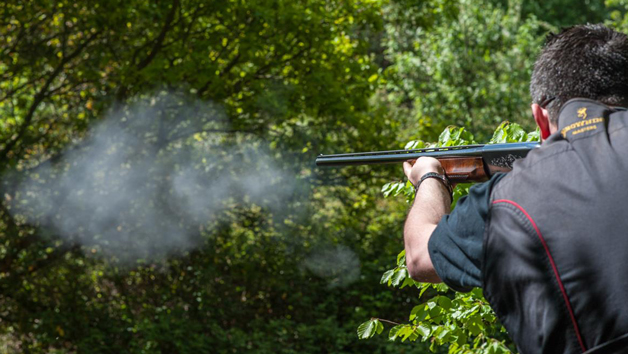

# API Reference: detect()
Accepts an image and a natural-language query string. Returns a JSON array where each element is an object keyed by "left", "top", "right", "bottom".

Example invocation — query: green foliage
[
  {"left": 520, "top": 0, "right": 607, "bottom": 28},
  {"left": 488, "top": 122, "right": 540, "bottom": 144},
  {"left": 363, "top": 123, "right": 538, "bottom": 354},
  {"left": 381, "top": 181, "right": 414, "bottom": 201},
  {"left": 606, "top": 0, "right": 628, "bottom": 32},
  {"left": 380, "top": 0, "right": 543, "bottom": 142},
  {"left": 438, "top": 127, "right": 476, "bottom": 146},
  {"left": 0, "top": 1, "right": 425, "bottom": 353},
  {"left": 2, "top": 0, "right": 628, "bottom": 353}
]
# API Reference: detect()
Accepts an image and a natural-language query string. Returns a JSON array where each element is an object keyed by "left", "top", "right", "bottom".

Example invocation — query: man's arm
[{"left": 403, "top": 157, "right": 451, "bottom": 283}]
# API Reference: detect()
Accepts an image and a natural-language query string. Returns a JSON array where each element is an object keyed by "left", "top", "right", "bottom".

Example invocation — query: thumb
[{"left": 403, "top": 160, "right": 414, "bottom": 179}]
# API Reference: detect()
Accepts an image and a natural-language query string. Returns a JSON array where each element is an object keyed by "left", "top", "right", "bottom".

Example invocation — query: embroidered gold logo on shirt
[
  {"left": 561, "top": 117, "right": 604, "bottom": 138},
  {"left": 577, "top": 107, "right": 587, "bottom": 120}
]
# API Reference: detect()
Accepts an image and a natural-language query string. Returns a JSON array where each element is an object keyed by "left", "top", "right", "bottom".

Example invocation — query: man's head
[{"left": 530, "top": 24, "right": 628, "bottom": 139}]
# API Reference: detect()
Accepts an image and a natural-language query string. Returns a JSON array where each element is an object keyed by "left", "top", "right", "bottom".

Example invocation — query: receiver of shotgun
[{"left": 315, "top": 142, "right": 540, "bottom": 183}]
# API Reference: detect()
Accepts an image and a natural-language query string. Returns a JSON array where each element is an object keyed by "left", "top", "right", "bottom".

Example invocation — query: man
[{"left": 403, "top": 24, "right": 628, "bottom": 354}]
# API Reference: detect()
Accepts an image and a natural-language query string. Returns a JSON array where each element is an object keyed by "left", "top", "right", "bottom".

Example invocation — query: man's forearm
[{"left": 404, "top": 178, "right": 451, "bottom": 282}]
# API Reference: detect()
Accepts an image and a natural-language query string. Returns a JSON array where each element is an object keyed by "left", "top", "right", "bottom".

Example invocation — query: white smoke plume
[
  {"left": 303, "top": 245, "right": 361, "bottom": 288},
  {"left": 6, "top": 91, "right": 296, "bottom": 263}
]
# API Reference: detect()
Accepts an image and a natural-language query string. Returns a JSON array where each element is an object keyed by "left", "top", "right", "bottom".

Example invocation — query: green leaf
[
  {"left": 390, "top": 268, "right": 408, "bottom": 287},
  {"left": 419, "top": 283, "right": 433, "bottom": 297},
  {"left": 394, "top": 182, "right": 405, "bottom": 196},
  {"left": 465, "top": 315, "right": 483, "bottom": 336},
  {"left": 405, "top": 140, "right": 425, "bottom": 149},
  {"left": 488, "top": 122, "right": 509, "bottom": 144},
  {"left": 436, "top": 327, "right": 450, "bottom": 341},
  {"left": 400, "top": 326, "right": 417, "bottom": 342},
  {"left": 389, "top": 325, "right": 405, "bottom": 341},
  {"left": 488, "top": 341, "right": 510, "bottom": 354},
  {"left": 527, "top": 127, "right": 541, "bottom": 142},
  {"left": 434, "top": 283, "right": 450, "bottom": 293},
  {"left": 508, "top": 124, "right": 526, "bottom": 142},
  {"left": 438, "top": 126, "right": 453, "bottom": 145},
  {"left": 438, "top": 126, "right": 475, "bottom": 146},
  {"left": 410, "top": 305, "right": 426, "bottom": 321},
  {"left": 400, "top": 276, "right": 416, "bottom": 289},
  {"left": 489, "top": 122, "right": 533, "bottom": 143},
  {"left": 417, "top": 324, "right": 431, "bottom": 339},
  {"left": 396, "top": 250, "right": 406, "bottom": 266},
  {"left": 376, "top": 320, "right": 384, "bottom": 334},
  {"left": 357, "top": 319, "right": 382, "bottom": 339},
  {"left": 380, "top": 269, "right": 395, "bottom": 284},
  {"left": 456, "top": 330, "right": 468, "bottom": 346},
  {"left": 382, "top": 183, "right": 393, "bottom": 197},
  {"left": 437, "top": 296, "right": 453, "bottom": 310}
]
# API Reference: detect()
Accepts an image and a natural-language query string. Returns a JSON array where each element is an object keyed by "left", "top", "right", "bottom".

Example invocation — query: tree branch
[
  {"left": 136, "top": 0, "right": 180, "bottom": 71},
  {"left": 196, "top": 52, "right": 241, "bottom": 98},
  {"left": 0, "top": 30, "right": 101, "bottom": 166}
]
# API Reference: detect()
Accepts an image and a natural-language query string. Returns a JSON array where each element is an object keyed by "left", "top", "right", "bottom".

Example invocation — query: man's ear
[{"left": 531, "top": 103, "right": 552, "bottom": 141}]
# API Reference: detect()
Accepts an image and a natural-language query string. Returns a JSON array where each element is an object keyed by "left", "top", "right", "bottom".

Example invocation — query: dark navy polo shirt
[{"left": 427, "top": 173, "right": 507, "bottom": 292}]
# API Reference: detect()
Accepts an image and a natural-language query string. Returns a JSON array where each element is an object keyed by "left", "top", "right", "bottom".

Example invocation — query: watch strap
[{"left": 415, "top": 172, "right": 453, "bottom": 203}]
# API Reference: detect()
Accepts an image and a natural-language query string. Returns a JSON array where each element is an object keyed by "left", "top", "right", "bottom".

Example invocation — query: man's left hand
[{"left": 403, "top": 157, "right": 445, "bottom": 187}]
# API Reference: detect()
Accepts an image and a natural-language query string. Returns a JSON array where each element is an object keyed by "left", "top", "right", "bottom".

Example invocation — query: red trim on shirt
[{"left": 493, "top": 199, "right": 586, "bottom": 352}]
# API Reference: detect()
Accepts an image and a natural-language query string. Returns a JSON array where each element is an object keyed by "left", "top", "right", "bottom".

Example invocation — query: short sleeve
[{"left": 428, "top": 173, "right": 507, "bottom": 292}]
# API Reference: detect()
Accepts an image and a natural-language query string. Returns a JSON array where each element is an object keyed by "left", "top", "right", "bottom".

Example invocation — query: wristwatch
[{"left": 414, "top": 172, "right": 453, "bottom": 203}]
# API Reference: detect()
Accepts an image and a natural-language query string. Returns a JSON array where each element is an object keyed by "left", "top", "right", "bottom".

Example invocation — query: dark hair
[{"left": 530, "top": 24, "right": 628, "bottom": 124}]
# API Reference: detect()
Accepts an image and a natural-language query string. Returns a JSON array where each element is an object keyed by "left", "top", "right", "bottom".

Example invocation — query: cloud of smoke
[
  {"left": 7, "top": 91, "right": 296, "bottom": 263},
  {"left": 303, "top": 245, "right": 361, "bottom": 288}
]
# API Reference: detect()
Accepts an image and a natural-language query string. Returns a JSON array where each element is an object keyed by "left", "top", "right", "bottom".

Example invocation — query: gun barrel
[
  {"left": 315, "top": 142, "right": 539, "bottom": 168},
  {"left": 315, "top": 145, "right": 485, "bottom": 167}
]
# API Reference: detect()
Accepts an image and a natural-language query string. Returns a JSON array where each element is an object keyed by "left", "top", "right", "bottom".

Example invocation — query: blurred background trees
[{"left": 0, "top": 0, "right": 625, "bottom": 353}]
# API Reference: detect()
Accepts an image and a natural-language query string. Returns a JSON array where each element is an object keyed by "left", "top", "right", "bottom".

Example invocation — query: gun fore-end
[{"left": 439, "top": 157, "right": 488, "bottom": 183}]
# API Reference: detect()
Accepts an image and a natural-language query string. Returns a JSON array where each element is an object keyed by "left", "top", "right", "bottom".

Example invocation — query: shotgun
[{"left": 315, "top": 142, "right": 540, "bottom": 183}]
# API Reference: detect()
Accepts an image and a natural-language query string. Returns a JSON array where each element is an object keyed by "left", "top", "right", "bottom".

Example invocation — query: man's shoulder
[{"left": 490, "top": 139, "right": 572, "bottom": 198}]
